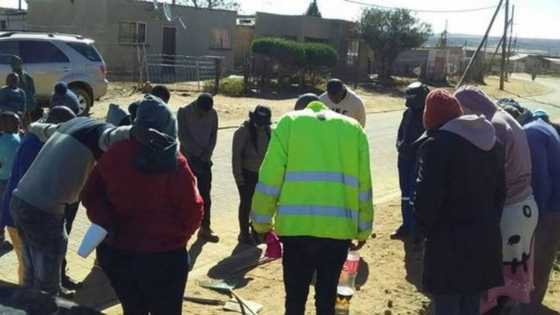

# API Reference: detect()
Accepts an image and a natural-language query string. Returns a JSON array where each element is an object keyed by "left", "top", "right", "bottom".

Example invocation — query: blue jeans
[
  {"left": 433, "top": 293, "right": 481, "bottom": 315},
  {"left": 10, "top": 197, "right": 67, "bottom": 295},
  {"left": 398, "top": 156, "right": 417, "bottom": 234}
]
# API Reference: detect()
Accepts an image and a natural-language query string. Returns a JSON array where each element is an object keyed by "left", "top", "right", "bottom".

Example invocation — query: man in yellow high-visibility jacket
[{"left": 251, "top": 101, "right": 374, "bottom": 315}]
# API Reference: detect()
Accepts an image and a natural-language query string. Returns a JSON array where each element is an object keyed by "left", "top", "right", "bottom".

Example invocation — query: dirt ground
[
  {"left": 181, "top": 200, "right": 559, "bottom": 315},
  {"left": 92, "top": 76, "right": 549, "bottom": 128}
]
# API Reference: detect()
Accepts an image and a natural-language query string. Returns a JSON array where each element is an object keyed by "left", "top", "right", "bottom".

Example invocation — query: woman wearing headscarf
[
  {"left": 232, "top": 105, "right": 272, "bottom": 244},
  {"left": 454, "top": 86, "right": 538, "bottom": 313},
  {"left": 82, "top": 95, "right": 203, "bottom": 315}
]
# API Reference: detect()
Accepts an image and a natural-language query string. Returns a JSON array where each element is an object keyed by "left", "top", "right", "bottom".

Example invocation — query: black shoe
[
  {"left": 59, "top": 286, "right": 76, "bottom": 299},
  {"left": 238, "top": 233, "right": 256, "bottom": 246},
  {"left": 0, "top": 240, "right": 13, "bottom": 256},
  {"left": 198, "top": 228, "right": 219, "bottom": 243},
  {"left": 62, "top": 275, "right": 83, "bottom": 290},
  {"left": 390, "top": 226, "right": 409, "bottom": 240}
]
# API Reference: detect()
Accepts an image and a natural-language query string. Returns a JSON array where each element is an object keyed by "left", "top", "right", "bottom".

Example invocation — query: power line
[{"left": 343, "top": 0, "right": 498, "bottom": 14}]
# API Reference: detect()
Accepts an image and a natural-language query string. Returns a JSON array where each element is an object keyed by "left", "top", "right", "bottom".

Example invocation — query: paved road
[
  {"left": 512, "top": 74, "right": 560, "bottom": 119},
  {"left": 210, "top": 110, "right": 403, "bottom": 219},
  {"left": 211, "top": 75, "right": 560, "bottom": 215}
]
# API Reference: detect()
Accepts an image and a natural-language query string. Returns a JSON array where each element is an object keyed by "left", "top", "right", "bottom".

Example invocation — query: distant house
[
  {"left": 393, "top": 47, "right": 465, "bottom": 82},
  {"left": 0, "top": 7, "right": 26, "bottom": 31},
  {"left": 542, "top": 57, "right": 560, "bottom": 74},
  {"left": 26, "top": 0, "right": 236, "bottom": 80},
  {"left": 509, "top": 54, "right": 560, "bottom": 74},
  {"left": 240, "top": 12, "right": 373, "bottom": 80}
]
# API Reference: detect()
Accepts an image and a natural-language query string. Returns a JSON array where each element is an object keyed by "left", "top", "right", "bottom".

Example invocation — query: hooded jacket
[
  {"left": 232, "top": 121, "right": 271, "bottom": 186},
  {"left": 455, "top": 88, "right": 532, "bottom": 206},
  {"left": 524, "top": 119, "right": 560, "bottom": 213},
  {"left": 415, "top": 115, "right": 505, "bottom": 294}
]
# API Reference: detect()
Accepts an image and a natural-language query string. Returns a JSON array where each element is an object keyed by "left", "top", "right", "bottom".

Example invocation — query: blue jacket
[
  {"left": 1, "top": 133, "right": 42, "bottom": 228},
  {"left": 524, "top": 119, "right": 560, "bottom": 213},
  {"left": 0, "top": 86, "right": 26, "bottom": 113},
  {"left": 0, "top": 133, "right": 21, "bottom": 181}
]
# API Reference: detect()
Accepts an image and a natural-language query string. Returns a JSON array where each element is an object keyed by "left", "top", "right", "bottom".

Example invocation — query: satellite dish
[{"left": 163, "top": 2, "right": 173, "bottom": 22}]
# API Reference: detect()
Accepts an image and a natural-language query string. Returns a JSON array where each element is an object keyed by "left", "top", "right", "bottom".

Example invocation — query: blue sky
[{"left": 2, "top": 0, "right": 559, "bottom": 39}]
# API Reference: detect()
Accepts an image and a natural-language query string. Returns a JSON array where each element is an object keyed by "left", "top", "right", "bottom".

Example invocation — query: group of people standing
[
  {"left": 398, "top": 82, "right": 560, "bottom": 314},
  {"left": 0, "top": 56, "right": 557, "bottom": 315}
]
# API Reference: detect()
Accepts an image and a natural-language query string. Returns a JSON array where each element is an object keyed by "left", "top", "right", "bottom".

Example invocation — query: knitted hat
[
  {"left": 135, "top": 95, "right": 176, "bottom": 139},
  {"left": 134, "top": 95, "right": 178, "bottom": 174},
  {"left": 423, "top": 89, "right": 464, "bottom": 130}
]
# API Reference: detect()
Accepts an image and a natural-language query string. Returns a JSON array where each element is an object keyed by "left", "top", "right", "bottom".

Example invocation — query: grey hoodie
[
  {"left": 455, "top": 87, "right": 533, "bottom": 205},
  {"left": 441, "top": 115, "right": 496, "bottom": 151}
]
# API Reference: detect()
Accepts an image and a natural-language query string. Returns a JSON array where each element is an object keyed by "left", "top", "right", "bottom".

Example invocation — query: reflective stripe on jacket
[{"left": 251, "top": 101, "right": 374, "bottom": 241}]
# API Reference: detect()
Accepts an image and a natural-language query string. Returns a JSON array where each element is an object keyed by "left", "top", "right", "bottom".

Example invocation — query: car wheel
[{"left": 70, "top": 87, "right": 92, "bottom": 116}]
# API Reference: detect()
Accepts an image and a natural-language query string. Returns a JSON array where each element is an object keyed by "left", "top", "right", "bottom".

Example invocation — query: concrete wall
[{"left": 27, "top": 0, "right": 236, "bottom": 79}]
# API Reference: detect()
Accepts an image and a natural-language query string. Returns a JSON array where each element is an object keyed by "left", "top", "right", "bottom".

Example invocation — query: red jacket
[{"left": 82, "top": 140, "right": 204, "bottom": 253}]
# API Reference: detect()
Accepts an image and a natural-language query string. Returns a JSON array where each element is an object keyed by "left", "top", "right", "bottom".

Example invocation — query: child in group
[
  {"left": 0, "top": 112, "right": 22, "bottom": 281},
  {"left": 0, "top": 73, "right": 27, "bottom": 114}
]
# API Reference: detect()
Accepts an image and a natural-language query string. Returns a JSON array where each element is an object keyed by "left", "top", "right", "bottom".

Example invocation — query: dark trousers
[
  {"left": 281, "top": 237, "right": 350, "bottom": 315},
  {"left": 432, "top": 293, "right": 481, "bottom": 315},
  {"left": 398, "top": 156, "right": 417, "bottom": 234},
  {"left": 521, "top": 211, "right": 560, "bottom": 313},
  {"left": 0, "top": 180, "right": 7, "bottom": 243},
  {"left": 61, "top": 202, "right": 79, "bottom": 279},
  {"left": 10, "top": 197, "right": 67, "bottom": 296},
  {"left": 188, "top": 158, "right": 212, "bottom": 229},
  {"left": 236, "top": 169, "right": 258, "bottom": 236},
  {"left": 97, "top": 243, "right": 189, "bottom": 315}
]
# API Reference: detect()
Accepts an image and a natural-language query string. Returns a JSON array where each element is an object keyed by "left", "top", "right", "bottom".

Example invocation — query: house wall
[
  {"left": 0, "top": 10, "right": 26, "bottom": 31},
  {"left": 27, "top": 0, "right": 236, "bottom": 80}
]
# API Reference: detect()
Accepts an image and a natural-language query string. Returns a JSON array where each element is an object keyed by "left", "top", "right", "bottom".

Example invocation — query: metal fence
[{"left": 143, "top": 54, "right": 221, "bottom": 90}]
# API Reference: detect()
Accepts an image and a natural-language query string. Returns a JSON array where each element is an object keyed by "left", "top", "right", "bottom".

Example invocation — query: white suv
[{"left": 0, "top": 32, "right": 108, "bottom": 114}]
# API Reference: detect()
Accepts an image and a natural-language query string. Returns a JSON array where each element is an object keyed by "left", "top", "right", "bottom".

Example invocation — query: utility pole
[
  {"left": 457, "top": 0, "right": 504, "bottom": 88},
  {"left": 506, "top": 4, "right": 515, "bottom": 80},
  {"left": 18, "top": 0, "right": 22, "bottom": 10},
  {"left": 499, "top": 0, "right": 509, "bottom": 90}
]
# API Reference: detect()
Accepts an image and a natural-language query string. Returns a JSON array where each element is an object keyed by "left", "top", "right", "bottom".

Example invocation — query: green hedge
[
  {"left": 251, "top": 37, "right": 338, "bottom": 68},
  {"left": 204, "top": 76, "right": 245, "bottom": 97}
]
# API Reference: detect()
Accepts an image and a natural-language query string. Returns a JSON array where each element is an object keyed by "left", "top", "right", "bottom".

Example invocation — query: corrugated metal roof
[{"left": 509, "top": 54, "right": 528, "bottom": 61}]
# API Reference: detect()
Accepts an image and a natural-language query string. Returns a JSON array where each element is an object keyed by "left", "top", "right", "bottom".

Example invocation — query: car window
[
  {"left": 0, "top": 41, "right": 20, "bottom": 64},
  {"left": 19, "top": 41, "right": 69, "bottom": 64},
  {"left": 67, "top": 42, "right": 102, "bottom": 62}
]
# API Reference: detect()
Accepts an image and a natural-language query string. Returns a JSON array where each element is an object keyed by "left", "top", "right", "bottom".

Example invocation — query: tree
[
  {"left": 176, "top": 0, "right": 239, "bottom": 10},
  {"left": 305, "top": 0, "right": 322, "bottom": 17},
  {"left": 359, "top": 8, "right": 432, "bottom": 80}
]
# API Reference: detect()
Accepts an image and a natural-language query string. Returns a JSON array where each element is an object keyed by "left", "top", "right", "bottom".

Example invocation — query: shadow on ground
[
  {"left": 403, "top": 238, "right": 424, "bottom": 291},
  {"left": 0, "top": 280, "right": 102, "bottom": 315},
  {"left": 73, "top": 265, "right": 118, "bottom": 311},
  {"left": 188, "top": 238, "right": 208, "bottom": 270},
  {"left": 206, "top": 243, "right": 263, "bottom": 290},
  {"left": 355, "top": 258, "right": 370, "bottom": 291}
]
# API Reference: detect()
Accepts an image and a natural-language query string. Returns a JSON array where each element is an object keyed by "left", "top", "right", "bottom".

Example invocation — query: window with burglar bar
[
  {"left": 210, "top": 29, "right": 231, "bottom": 49},
  {"left": 119, "top": 22, "right": 147, "bottom": 44}
]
